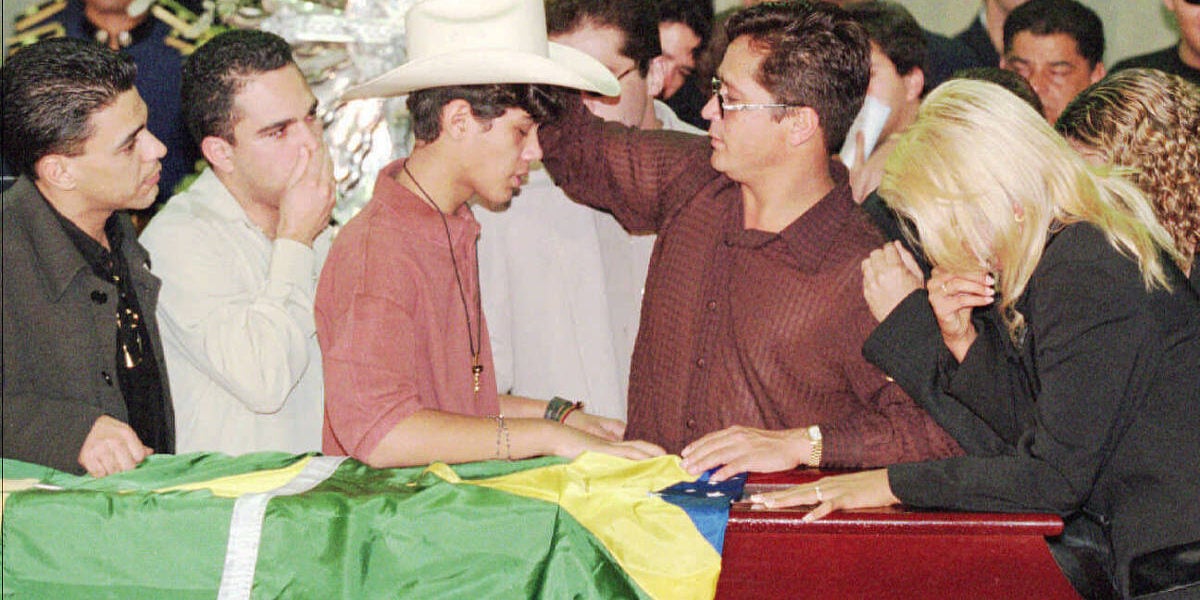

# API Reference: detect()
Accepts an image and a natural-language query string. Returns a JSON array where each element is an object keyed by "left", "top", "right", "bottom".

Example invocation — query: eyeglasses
[{"left": 710, "top": 77, "right": 803, "bottom": 119}]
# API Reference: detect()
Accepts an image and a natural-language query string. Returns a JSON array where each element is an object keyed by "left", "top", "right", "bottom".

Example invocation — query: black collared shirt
[{"left": 53, "top": 206, "right": 172, "bottom": 454}]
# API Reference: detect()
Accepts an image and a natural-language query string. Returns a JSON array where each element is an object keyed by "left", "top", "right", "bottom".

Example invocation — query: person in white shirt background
[
  {"left": 474, "top": 0, "right": 704, "bottom": 421},
  {"left": 140, "top": 29, "right": 336, "bottom": 455}
]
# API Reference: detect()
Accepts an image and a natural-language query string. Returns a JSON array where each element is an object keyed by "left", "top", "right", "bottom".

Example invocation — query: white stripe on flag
[{"left": 217, "top": 456, "right": 348, "bottom": 600}]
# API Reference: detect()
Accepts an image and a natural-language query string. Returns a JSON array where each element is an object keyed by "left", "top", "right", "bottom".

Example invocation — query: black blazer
[
  {"left": 867, "top": 223, "right": 1200, "bottom": 597},
  {"left": 2, "top": 176, "right": 174, "bottom": 473}
]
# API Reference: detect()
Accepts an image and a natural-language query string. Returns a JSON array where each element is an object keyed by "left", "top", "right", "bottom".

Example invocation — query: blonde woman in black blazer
[{"left": 753, "top": 80, "right": 1200, "bottom": 599}]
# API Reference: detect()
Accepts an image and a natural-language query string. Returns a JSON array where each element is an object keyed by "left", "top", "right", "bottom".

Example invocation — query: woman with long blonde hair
[
  {"left": 755, "top": 80, "right": 1200, "bottom": 599},
  {"left": 1056, "top": 68, "right": 1200, "bottom": 293}
]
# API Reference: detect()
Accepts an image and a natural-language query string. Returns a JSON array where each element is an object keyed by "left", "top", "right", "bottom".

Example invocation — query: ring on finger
[{"left": 814, "top": 483, "right": 824, "bottom": 503}]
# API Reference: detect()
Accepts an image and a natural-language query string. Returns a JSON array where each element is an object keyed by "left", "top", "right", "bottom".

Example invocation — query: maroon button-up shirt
[{"left": 540, "top": 100, "right": 960, "bottom": 466}]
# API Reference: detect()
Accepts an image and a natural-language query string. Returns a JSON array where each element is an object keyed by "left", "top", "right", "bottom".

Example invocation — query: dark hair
[
  {"left": 546, "top": 0, "right": 662, "bottom": 76},
  {"left": 844, "top": 1, "right": 927, "bottom": 77},
  {"left": 0, "top": 37, "right": 136, "bottom": 179},
  {"left": 725, "top": 1, "right": 870, "bottom": 152},
  {"left": 181, "top": 29, "right": 295, "bottom": 144},
  {"left": 406, "top": 84, "right": 564, "bottom": 143},
  {"left": 1003, "top": 0, "right": 1104, "bottom": 68},
  {"left": 657, "top": 0, "right": 715, "bottom": 54},
  {"left": 951, "top": 66, "right": 1044, "bottom": 115}
]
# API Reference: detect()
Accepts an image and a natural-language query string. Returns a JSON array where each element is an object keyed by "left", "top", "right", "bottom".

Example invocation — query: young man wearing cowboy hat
[
  {"left": 537, "top": 2, "right": 962, "bottom": 478},
  {"left": 316, "top": 0, "right": 664, "bottom": 468}
]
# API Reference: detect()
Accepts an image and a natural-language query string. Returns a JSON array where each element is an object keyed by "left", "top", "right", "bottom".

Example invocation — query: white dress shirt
[
  {"left": 475, "top": 101, "right": 704, "bottom": 420},
  {"left": 140, "top": 169, "right": 331, "bottom": 454}
]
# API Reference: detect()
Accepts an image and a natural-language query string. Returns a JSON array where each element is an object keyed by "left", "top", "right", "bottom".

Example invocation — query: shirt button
[
  {"left": 696, "top": 358, "right": 706, "bottom": 369},
  {"left": 101, "top": 371, "right": 113, "bottom": 386},
  {"left": 90, "top": 291, "right": 108, "bottom": 304},
  {"left": 706, "top": 300, "right": 717, "bottom": 311},
  {"left": 686, "top": 418, "right": 697, "bottom": 429}
]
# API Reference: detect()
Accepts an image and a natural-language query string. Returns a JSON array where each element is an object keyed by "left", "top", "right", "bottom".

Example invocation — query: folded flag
[{"left": 1, "top": 451, "right": 738, "bottom": 599}]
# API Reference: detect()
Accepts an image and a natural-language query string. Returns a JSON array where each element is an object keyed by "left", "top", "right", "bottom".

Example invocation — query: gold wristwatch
[{"left": 807, "top": 425, "right": 823, "bottom": 467}]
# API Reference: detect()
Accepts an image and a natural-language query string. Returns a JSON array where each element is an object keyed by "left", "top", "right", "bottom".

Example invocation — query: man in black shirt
[{"left": 2, "top": 37, "right": 174, "bottom": 476}]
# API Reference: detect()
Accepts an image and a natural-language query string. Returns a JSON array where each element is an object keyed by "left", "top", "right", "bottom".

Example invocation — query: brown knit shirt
[{"left": 539, "top": 99, "right": 961, "bottom": 466}]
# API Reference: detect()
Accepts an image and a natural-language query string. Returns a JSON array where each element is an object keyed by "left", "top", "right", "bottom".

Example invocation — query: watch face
[{"left": 808, "top": 425, "right": 822, "bottom": 441}]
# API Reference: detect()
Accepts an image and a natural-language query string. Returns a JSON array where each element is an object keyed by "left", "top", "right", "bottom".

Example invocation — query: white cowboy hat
[{"left": 342, "top": 0, "right": 620, "bottom": 100}]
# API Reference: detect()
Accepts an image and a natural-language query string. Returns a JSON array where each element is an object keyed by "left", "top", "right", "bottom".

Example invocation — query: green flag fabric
[{"left": 1, "top": 451, "right": 722, "bottom": 599}]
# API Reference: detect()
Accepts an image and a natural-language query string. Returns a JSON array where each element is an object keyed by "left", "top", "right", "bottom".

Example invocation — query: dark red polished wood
[{"left": 716, "top": 470, "right": 1082, "bottom": 599}]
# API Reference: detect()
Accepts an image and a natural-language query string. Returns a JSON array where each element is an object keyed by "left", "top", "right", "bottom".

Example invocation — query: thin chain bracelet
[{"left": 490, "top": 414, "right": 511, "bottom": 460}]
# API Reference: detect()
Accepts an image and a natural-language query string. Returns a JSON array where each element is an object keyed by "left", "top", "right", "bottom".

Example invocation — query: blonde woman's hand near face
[{"left": 927, "top": 267, "right": 995, "bottom": 362}]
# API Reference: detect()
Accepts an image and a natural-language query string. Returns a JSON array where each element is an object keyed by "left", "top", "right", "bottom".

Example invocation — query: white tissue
[{"left": 839, "top": 95, "right": 892, "bottom": 170}]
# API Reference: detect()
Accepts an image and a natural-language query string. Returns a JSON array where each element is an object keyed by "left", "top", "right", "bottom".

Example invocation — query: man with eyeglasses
[
  {"left": 2, "top": 38, "right": 174, "bottom": 477},
  {"left": 539, "top": 2, "right": 961, "bottom": 479}
]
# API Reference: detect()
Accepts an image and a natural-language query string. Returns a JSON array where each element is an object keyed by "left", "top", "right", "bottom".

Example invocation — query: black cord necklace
[{"left": 402, "top": 161, "right": 485, "bottom": 396}]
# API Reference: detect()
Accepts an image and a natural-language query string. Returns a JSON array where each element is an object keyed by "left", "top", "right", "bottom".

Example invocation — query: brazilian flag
[{"left": 1, "top": 452, "right": 735, "bottom": 599}]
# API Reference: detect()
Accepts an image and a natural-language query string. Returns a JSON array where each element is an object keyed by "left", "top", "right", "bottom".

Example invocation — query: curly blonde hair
[
  {"left": 880, "top": 80, "right": 1177, "bottom": 342},
  {"left": 1056, "top": 68, "right": 1200, "bottom": 275}
]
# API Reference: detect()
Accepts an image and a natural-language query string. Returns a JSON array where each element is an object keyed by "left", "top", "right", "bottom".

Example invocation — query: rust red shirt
[
  {"left": 539, "top": 101, "right": 961, "bottom": 466},
  {"left": 316, "top": 159, "right": 500, "bottom": 458}
]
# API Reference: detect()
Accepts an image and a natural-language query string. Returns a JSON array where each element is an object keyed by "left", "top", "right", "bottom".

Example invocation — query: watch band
[{"left": 545, "top": 397, "right": 583, "bottom": 422}]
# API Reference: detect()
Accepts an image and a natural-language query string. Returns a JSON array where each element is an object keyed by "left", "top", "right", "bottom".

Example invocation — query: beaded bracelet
[
  {"left": 489, "top": 414, "right": 511, "bottom": 460},
  {"left": 544, "top": 397, "right": 584, "bottom": 423}
]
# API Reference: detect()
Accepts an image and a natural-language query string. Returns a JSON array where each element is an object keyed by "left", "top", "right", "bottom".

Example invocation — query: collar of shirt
[
  {"left": 187, "top": 168, "right": 273, "bottom": 235},
  {"left": 373, "top": 158, "right": 482, "bottom": 248},
  {"left": 721, "top": 160, "right": 856, "bottom": 274},
  {"left": 180, "top": 168, "right": 336, "bottom": 254},
  {"left": 9, "top": 177, "right": 145, "bottom": 301},
  {"left": 46, "top": 196, "right": 124, "bottom": 281}
]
